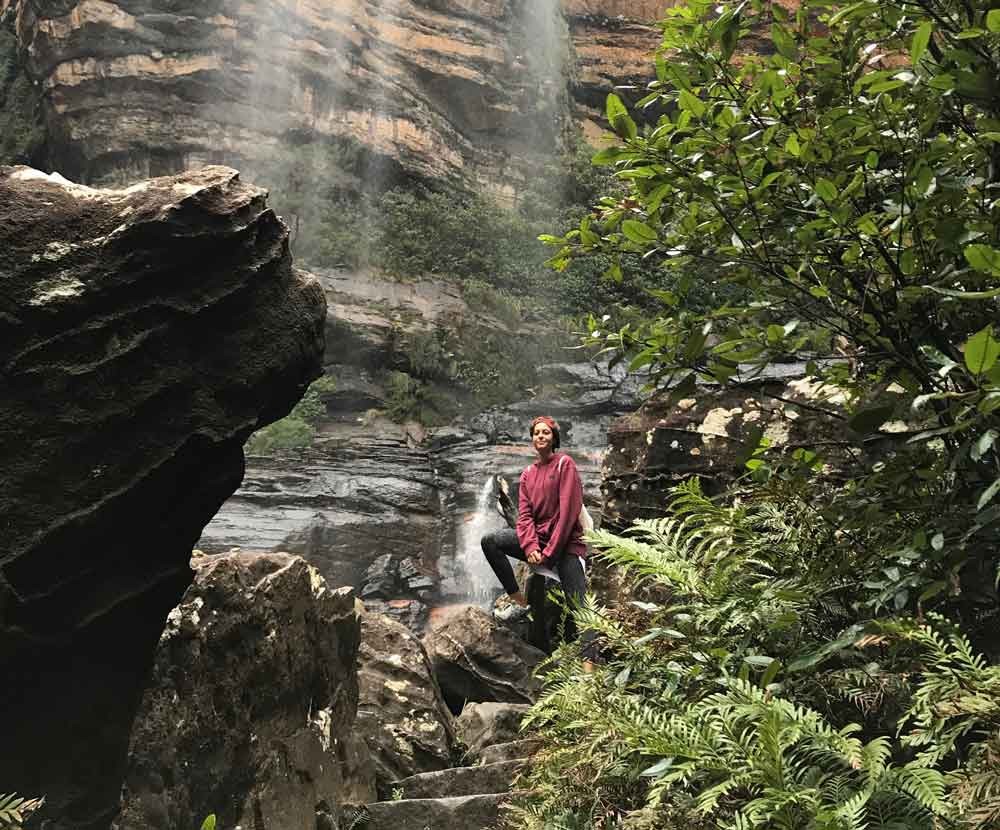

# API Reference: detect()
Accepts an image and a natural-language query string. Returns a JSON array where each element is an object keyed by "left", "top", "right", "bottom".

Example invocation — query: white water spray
[{"left": 450, "top": 476, "right": 506, "bottom": 607}]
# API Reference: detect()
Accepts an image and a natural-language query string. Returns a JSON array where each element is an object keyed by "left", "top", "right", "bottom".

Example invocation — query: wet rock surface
[
  {"left": 423, "top": 605, "right": 545, "bottom": 712},
  {"left": 117, "top": 553, "right": 369, "bottom": 830},
  {"left": 356, "top": 610, "right": 458, "bottom": 797},
  {"left": 0, "top": 165, "right": 325, "bottom": 829}
]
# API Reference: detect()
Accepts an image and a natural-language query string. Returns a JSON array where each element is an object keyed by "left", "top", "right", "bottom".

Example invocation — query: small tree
[{"left": 546, "top": 0, "right": 1000, "bottom": 628}]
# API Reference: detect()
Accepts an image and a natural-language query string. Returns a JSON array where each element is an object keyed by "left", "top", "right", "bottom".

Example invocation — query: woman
[{"left": 480, "top": 415, "right": 596, "bottom": 664}]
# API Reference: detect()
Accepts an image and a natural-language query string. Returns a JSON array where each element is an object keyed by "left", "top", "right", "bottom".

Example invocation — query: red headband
[{"left": 530, "top": 415, "right": 560, "bottom": 435}]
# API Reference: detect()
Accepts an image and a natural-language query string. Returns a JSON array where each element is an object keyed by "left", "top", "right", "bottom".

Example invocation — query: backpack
[{"left": 558, "top": 454, "right": 594, "bottom": 534}]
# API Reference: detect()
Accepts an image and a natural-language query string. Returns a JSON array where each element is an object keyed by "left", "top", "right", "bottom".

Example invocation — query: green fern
[
  {"left": 0, "top": 793, "right": 43, "bottom": 829},
  {"left": 508, "top": 480, "right": 996, "bottom": 829}
]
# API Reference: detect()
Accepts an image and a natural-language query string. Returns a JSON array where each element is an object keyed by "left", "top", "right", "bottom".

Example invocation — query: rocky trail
[
  {"left": 356, "top": 737, "right": 539, "bottom": 830},
  {"left": 353, "top": 607, "right": 547, "bottom": 829}
]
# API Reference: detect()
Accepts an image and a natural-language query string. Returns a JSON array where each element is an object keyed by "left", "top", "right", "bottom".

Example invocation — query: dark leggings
[{"left": 481, "top": 528, "right": 597, "bottom": 661}]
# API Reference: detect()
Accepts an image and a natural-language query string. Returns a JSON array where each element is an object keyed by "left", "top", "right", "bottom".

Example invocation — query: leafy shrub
[
  {"left": 399, "top": 328, "right": 454, "bottom": 381},
  {"left": 244, "top": 374, "right": 335, "bottom": 455},
  {"left": 540, "top": 0, "right": 1000, "bottom": 696}
]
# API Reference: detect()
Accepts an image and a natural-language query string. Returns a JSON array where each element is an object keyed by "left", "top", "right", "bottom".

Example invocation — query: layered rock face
[
  {"left": 118, "top": 553, "right": 367, "bottom": 830},
  {"left": 0, "top": 165, "right": 325, "bottom": 829},
  {"left": 4, "top": 0, "right": 567, "bottom": 192},
  {"left": 3, "top": 0, "right": 662, "bottom": 191}
]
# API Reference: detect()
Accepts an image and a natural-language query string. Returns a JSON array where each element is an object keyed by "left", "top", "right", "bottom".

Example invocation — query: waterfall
[{"left": 449, "top": 475, "right": 506, "bottom": 607}]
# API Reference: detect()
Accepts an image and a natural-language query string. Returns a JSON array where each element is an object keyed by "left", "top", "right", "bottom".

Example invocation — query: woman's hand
[{"left": 526, "top": 548, "right": 543, "bottom": 565}]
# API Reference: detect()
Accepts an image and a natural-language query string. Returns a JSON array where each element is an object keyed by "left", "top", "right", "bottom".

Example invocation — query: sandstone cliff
[
  {"left": 0, "top": 165, "right": 326, "bottom": 829},
  {"left": 2, "top": 0, "right": 662, "bottom": 192}
]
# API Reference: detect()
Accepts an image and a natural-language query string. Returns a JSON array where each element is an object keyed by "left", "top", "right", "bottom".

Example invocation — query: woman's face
[{"left": 532, "top": 422, "right": 554, "bottom": 455}]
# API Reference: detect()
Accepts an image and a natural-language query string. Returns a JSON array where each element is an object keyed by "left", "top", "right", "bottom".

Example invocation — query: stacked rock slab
[
  {"left": 0, "top": 166, "right": 326, "bottom": 829},
  {"left": 117, "top": 553, "right": 373, "bottom": 830}
]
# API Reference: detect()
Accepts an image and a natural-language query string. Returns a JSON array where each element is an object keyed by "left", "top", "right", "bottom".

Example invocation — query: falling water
[{"left": 449, "top": 476, "right": 506, "bottom": 607}]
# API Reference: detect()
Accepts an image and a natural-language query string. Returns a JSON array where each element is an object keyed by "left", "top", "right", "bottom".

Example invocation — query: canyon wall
[{"left": 2, "top": 0, "right": 662, "bottom": 192}]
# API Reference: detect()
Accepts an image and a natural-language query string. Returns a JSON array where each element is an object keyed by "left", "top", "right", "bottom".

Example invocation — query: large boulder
[
  {"left": 422, "top": 605, "right": 545, "bottom": 712},
  {"left": 356, "top": 610, "right": 457, "bottom": 798},
  {"left": 0, "top": 165, "right": 326, "bottom": 829},
  {"left": 117, "top": 553, "right": 373, "bottom": 830}
]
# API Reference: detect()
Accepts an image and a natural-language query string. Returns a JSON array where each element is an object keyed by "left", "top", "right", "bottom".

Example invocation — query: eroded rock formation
[
  {"left": 356, "top": 610, "right": 457, "bottom": 797},
  {"left": 1, "top": 0, "right": 662, "bottom": 192},
  {"left": 0, "top": 165, "right": 326, "bottom": 829},
  {"left": 117, "top": 553, "right": 369, "bottom": 830}
]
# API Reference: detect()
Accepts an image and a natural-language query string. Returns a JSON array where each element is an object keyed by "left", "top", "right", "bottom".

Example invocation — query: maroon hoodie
[{"left": 516, "top": 451, "right": 587, "bottom": 561}]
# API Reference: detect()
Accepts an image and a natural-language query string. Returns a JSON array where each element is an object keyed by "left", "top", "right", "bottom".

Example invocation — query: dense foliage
[
  {"left": 518, "top": 0, "right": 1000, "bottom": 825},
  {"left": 512, "top": 482, "right": 1000, "bottom": 828},
  {"left": 261, "top": 139, "right": 687, "bottom": 320}
]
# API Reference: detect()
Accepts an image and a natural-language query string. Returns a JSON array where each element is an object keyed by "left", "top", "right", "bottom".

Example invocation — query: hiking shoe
[{"left": 493, "top": 603, "right": 530, "bottom": 623}]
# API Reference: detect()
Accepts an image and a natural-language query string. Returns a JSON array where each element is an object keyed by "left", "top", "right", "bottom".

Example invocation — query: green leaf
[
  {"left": 201, "top": 816, "right": 218, "bottom": 830},
  {"left": 987, "top": 9, "right": 1000, "bottom": 32},
  {"left": 972, "top": 429, "right": 998, "bottom": 461},
  {"left": 867, "top": 79, "right": 905, "bottom": 94},
  {"left": 678, "top": 89, "right": 706, "bottom": 118},
  {"left": 602, "top": 261, "right": 623, "bottom": 283},
  {"left": 925, "top": 285, "right": 1000, "bottom": 300},
  {"left": 592, "top": 147, "right": 631, "bottom": 165},
  {"left": 771, "top": 24, "right": 798, "bottom": 60},
  {"left": 911, "top": 22, "right": 933, "bottom": 63},
  {"left": 785, "top": 133, "right": 801, "bottom": 156},
  {"left": 788, "top": 624, "right": 867, "bottom": 672},
  {"left": 606, "top": 93, "right": 637, "bottom": 141},
  {"left": 963, "top": 244, "right": 1000, "bottom": 275},
  {"left": 979, "top": 478, "right": 1000, "bottom": 511},
  {"left": 815, "top": 178, "right": 838, "bottom": 202},
  {"left": 622, "top": 219, "right": 658, "bottom": 244},
  {"left": 963, "top": 326, "right": 1000, "bottom": 375},
  {"left": 918, "top": 580, "right": 947, "bottom": 602},
  {"left": 847, "top": 404, "right": 895, "bottom": 433},
  {"left": 640, "top": 757, "right": 673, "bottom": 778}
]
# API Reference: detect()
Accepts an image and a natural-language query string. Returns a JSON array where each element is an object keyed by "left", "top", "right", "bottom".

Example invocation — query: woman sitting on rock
[{"left": 480, "top": 415, "right": 597, "bottom": 668}]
